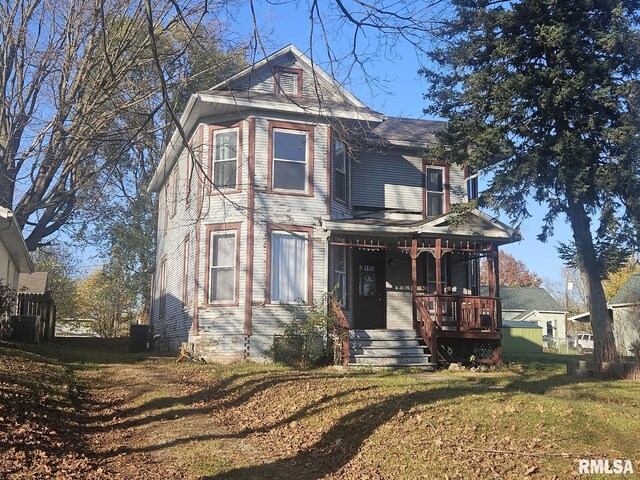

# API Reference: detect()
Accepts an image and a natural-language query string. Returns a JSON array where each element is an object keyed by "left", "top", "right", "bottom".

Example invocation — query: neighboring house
[
  {"left": 0, "top": 206, "right": 33, "bottom": 291},
  {"left": 491, "top": 286, "right": 567, "bottom": 341},
  {"left": 609, "top": 274, "right": 640, "bottom": 356},
  {"left": 148, "top": 45, "right": 519, "bottom": 365}
]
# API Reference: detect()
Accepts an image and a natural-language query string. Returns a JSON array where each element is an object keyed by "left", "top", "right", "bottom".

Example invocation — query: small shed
[{"left": 502, "top": 320, "right": 543, "bottom": 354}]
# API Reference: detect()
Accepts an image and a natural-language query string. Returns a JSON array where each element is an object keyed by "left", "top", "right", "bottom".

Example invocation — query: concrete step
[
  {"left": 350, "top": 338, "right": 420, "bottom": 348},
  {"left": 350, "top": 329, "right": 419, "bottom": 340},
  {"left": 351, "top": 346, "right": 427, "bottom": 357},
  {"left": 351, "top": 354, "right": 434, "bottom": 366}
]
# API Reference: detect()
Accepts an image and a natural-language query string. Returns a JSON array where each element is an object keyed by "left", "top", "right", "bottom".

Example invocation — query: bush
[
  {"left": 273, "top": 292, "right": 346, "bottom": 367},
  {"left": 0, "top": 282, "right": 16, "bottom": 341},
  {"left": 630, "top": 339, "right": 640, "bottom": 361}
]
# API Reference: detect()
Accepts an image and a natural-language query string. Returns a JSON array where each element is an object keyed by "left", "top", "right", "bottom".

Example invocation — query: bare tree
[{"left": 0, "top": 0, "right": 243, "bottom": 250}]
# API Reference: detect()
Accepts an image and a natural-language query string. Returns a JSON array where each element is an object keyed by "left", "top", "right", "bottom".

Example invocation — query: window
[
  {"left": 273, "top": 128, "right": 308, "bottom": 191},
  {"left": 467, "top": 169, "right": 478, "bottom": 201},
  {"left": 182, "top": 236, "right": 190, "bottom": 305},
  {"left": 270, "top": 231, "right": 308, "bottom": 302},
  {"left": 334, "top": 245, "right": 347, "bottom": 307},
  {"left": 274, "top": 67, "right": 302, "bottom": 96},
  {"left": 159, "top": 257, "right": 167, "bottom": 318},
  {"left": 333, "top": 140, "right": 348, "bottom": 203},
  {"left": 426, "top": 166, "right": 445, "bottom": 216},
  {"left": 208, "top": 230, "right": 237, "bottom": 304},
  {"left": 213, "top": 129, "right": 238, "bottom": 189}
]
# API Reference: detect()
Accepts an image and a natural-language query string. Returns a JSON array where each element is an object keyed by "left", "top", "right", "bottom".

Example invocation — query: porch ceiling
[{"left": 322, "top": 209, "right": 519, "bottom": 245}]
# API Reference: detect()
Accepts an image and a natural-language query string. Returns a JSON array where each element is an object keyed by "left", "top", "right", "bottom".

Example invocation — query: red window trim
[
  {"left": 267, "top": 120, "right": 315, "bottom": 197},
  {"left": 208, "top": 122, "right": 243, "bottom": 195},
  {"left": 422, "top": 160, "right": 450, "bottom": 219},
  {"left": 265, "top": 224, "right": 314, "bottom": 304},
  {"left": 332, "top": 137, "right": 349, "bottom": 206},
  {"left": 170, "top": 166, "right": 178, "bottom": 218},
  {"left": 182, "top": 235, "right": 190, "bottom": 306},
  {"left": 159, "top": 256, "right": 167, "bottom": 318},
  {"left": 163, "top": 184, "right": 169, "bottom": 236},
  {"left": 273, "top": 67, "right": 303, "bottom": 97},
  {"left": 204, "top": 223, "right": 241, "bottom": 307}
]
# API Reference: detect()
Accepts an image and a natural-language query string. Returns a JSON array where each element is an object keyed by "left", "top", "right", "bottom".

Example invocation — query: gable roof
[
  {"left": 610, "top": 273, "right": 640, "bottom": 306},
  {"left": 322, "top": 209, "right": 519, "bottom": 244},
  {"left": 489, "top": 286, "right": 565, "bottom": 312},
  {"left": 148, "top": 45, "right": 384, "bottom": 192},
  {"left": 209, "top": 44, "right": 369, "bottom": 110},
  {"left": 0, "top": 206, "right": 34, "bottom": 274},
  {"left": 18, "top": 271, "right": 49, "bottom": 293}
]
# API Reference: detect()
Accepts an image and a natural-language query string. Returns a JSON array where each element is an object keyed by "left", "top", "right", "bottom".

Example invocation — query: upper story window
[
  {"left": 426, "top": 166, "right": 445, "bottom": 216},
  {"left": 213, "top": 129, "right": 238, "bottom": 189},
  {"left": 171, "top": 167, "right": 178, "bottom": 217},
  {"left": 332, "top": 140, "right": 348, "bottom": 203},
  {"left": 274, "top": 67, "right": 302, "bottom": 96},
  {"left": 270, "top": 122, "right": 314, "bottom": 194},
  {"left": 467, "top": 170, "right": 478, "bottom": 201}
]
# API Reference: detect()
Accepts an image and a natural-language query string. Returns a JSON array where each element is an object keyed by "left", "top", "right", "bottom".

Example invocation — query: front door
[{"left": 353, "top": 249, "right": 386, "bottom": 329}]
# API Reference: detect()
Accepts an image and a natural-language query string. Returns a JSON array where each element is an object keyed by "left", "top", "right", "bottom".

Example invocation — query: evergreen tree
[{"left": 423, "top": 0, "right": 640, "bottom": 361}]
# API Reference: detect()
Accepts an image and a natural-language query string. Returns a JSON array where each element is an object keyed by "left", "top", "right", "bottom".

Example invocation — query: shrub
[{"left": 273, "top": 292, "right": 346, "bottom": 367}]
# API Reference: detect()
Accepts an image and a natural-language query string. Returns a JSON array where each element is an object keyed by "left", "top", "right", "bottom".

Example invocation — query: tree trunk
[{"left": 567, "top": 199, "right": 617, "bottom": 362}]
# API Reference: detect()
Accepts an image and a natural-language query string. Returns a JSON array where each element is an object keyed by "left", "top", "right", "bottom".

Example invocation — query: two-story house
[{"left": 148, "top": 45, "right": 519, "bottom": 365}]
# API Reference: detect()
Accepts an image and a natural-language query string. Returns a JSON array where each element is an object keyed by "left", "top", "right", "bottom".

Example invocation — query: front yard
[{"left": 1, "top": 338, "right": 639, "bottom": 479}]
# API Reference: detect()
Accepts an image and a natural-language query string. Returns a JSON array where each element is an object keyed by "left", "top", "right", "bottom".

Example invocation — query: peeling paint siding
[
  {"left": 352, "top": 155, "right": 468, "bottom": 212},
  {"left": 449, "top": 165, "right": 467, "bottom": 204},
  {"left": 352, "top": 153, "right": 423, "bottom": 210},
  {"left": 152, "top": 127, "right": 205, "bottom": 348}
]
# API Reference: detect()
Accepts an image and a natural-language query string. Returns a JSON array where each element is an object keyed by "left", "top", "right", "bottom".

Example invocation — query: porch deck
[{"left": 415, "top": 294, "right": 501, "bottom": 363}]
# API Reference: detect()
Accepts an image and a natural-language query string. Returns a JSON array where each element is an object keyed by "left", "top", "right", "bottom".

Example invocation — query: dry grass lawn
[{"left": 1, "top": 338, "right": 639, "bottom": 479}]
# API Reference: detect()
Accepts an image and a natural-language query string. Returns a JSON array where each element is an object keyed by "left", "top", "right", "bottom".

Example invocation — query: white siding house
[
  {"left": 148, "top": 45, "right": 519, "bottom": 364},
  {"left": 0, "top": 206, "right": 33, "bottom": 291}
]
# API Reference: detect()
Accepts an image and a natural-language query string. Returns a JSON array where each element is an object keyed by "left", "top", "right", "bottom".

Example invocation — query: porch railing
[
  {"left": 415, "top": 294, "right": 501, "bottom": 332},
  {"left": 330, "top": 297, "right": 350, "bottom": 365}
]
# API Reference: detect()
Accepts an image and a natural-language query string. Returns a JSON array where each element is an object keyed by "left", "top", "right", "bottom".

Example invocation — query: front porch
[{"left": 323, "top": 211, "right": 517, "bottom": 365}]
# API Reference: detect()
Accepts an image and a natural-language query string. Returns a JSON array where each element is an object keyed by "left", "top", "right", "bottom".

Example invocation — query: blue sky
[{"left": 237, "top": 2, "right": 571, "bottom": 283}]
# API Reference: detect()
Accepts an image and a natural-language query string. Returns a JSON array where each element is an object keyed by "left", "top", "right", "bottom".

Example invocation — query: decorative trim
[
  {"left": 192, "top": 124, "right": 204, "bottom": 335},
  {"left": 326, "top": 125, "right": 331, "bottom": 215},
  {"left": 265, "top": 224, "right": 314, "bottom": 304},
  {"left": 208, "top": 122, "right": 243, "bottom": 195},
  {"left": 273, "top": 66, "right": 303, "bottom": 97},
  {"left": 267, "top": 120, "right": 314, "bottom": 197},
  {"left": 244, "top": 117, "right": 256, "bottom": 335},
  {"left": 204, "top": 223, "right": 241, "bottom": 307},
  {"left": 182, "top": 235, "right": 190, "bottom": 306}
]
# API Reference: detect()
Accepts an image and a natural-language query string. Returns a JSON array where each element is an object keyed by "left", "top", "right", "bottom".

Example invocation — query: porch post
[
  {"left": 411, "top": 238, "right": 418, "bottom": 330},
  {"left": 435, "top": 238, "right": 443, "bottom": 326},
  {"left": 435, "top": 238, "right": 443, "bottom": 295},
  {"left": 487, "top": 243, "right": 496, "bottom": 298}
]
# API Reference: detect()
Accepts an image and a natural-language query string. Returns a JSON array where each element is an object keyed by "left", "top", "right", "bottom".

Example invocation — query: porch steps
[{"left": 349, "top": 329, "right": 435, "bottom": 367}]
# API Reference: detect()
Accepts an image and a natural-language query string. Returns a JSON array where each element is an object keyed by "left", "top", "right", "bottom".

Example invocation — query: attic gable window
[{"left": 274, "top": 67, "right": 302, "bottom": 97}]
